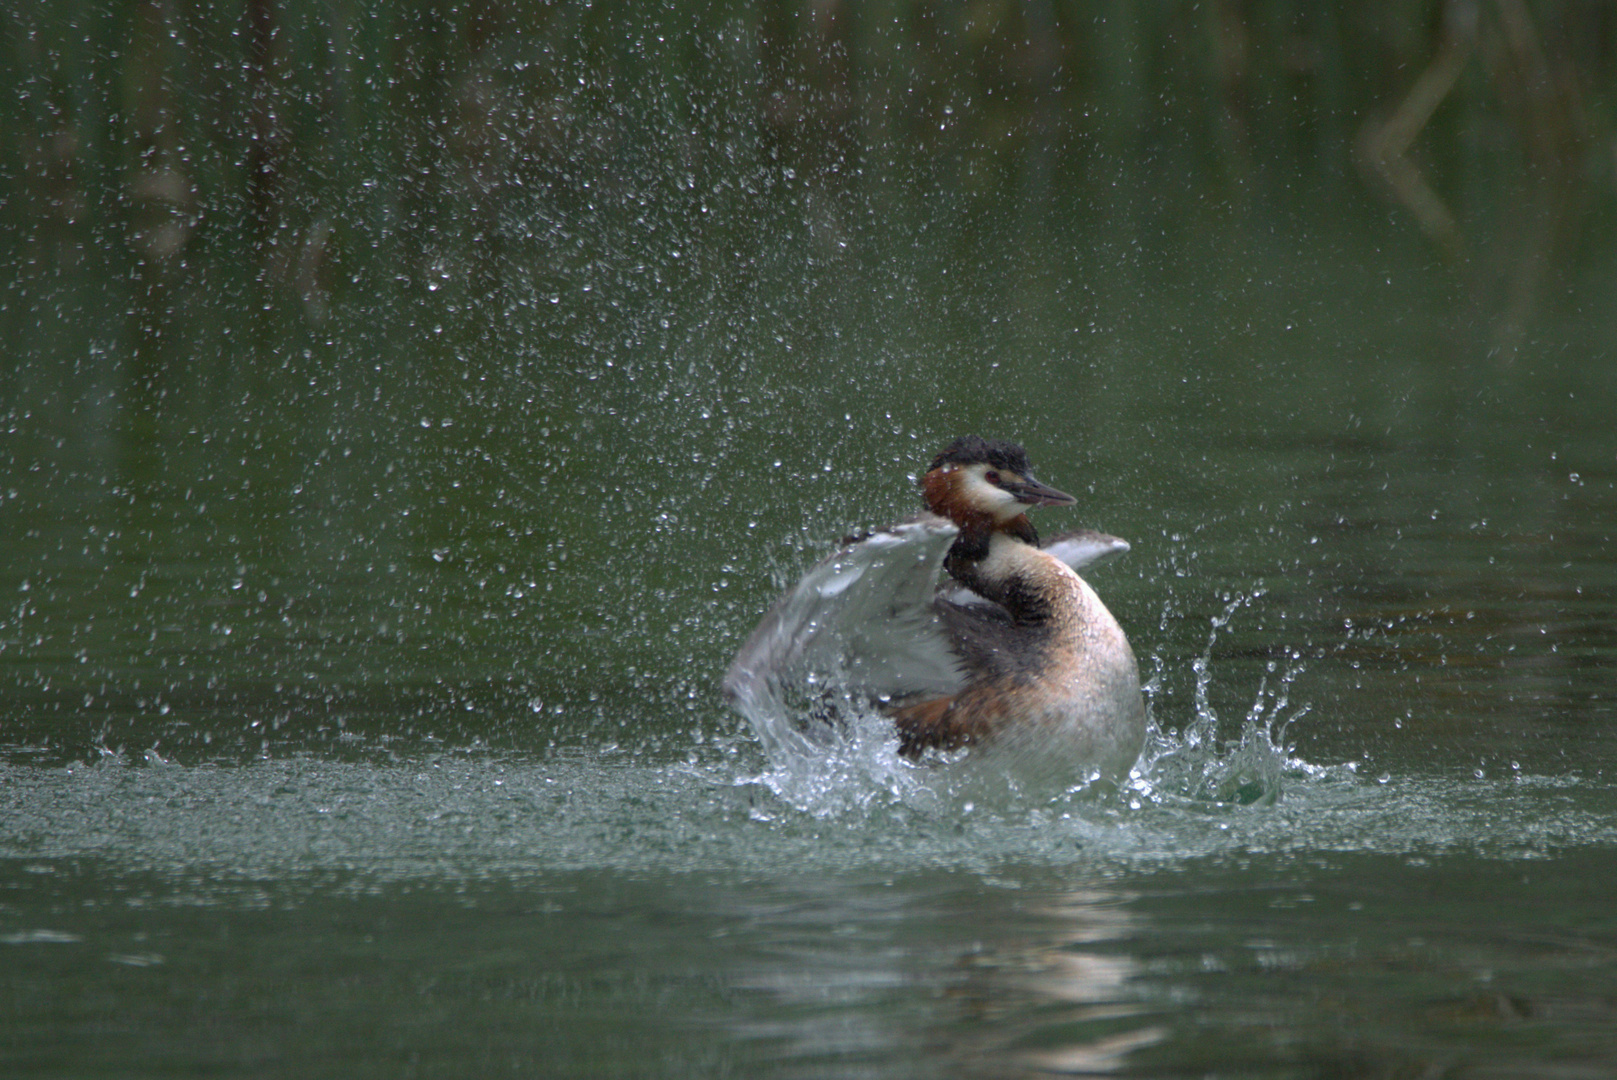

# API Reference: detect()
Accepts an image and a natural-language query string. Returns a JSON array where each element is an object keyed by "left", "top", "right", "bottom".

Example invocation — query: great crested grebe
[{"left": 723, "top": 436, "right": 1147, "bottom": 785}]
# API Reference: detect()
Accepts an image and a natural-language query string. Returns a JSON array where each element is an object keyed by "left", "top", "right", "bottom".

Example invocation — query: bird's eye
[{"left": 985, "top": 470, "right": 1001, "bottom": 485}]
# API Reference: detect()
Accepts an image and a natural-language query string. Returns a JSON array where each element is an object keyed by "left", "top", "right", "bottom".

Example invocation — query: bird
[{"left": 723, "top": 436, "right": 1146, "bottom": 786}]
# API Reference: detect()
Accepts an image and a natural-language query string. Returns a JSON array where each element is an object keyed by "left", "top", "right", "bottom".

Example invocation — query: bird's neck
[{"left": 945, "top": 523, "right": 1056, "bottom": 624}]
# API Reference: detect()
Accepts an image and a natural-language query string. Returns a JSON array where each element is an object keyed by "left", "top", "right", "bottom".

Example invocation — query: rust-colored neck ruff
[{"left": 920, "top": 467, "right": 976, "bottom": 526}]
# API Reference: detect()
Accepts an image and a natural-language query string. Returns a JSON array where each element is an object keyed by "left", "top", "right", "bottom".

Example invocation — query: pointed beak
[{"left": 1003, "top": 475, "right": 1077, "bottom": 508}]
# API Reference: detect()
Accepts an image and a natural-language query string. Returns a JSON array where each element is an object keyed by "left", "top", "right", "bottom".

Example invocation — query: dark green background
[
  {"left": 3, "top": 4, "right": 1616, "bottom": 1076},
  {"left": 6, "top": 0, "right": 1612, "bottom": 764}
]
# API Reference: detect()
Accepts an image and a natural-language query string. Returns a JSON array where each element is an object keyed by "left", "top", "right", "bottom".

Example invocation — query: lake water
[{"left": 5, "top": 7, "right": 1617, "bottom": 1075}]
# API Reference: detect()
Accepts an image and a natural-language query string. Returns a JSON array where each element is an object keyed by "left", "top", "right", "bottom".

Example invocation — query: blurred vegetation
[{"left": 4, "top": 1, "right": 1614, "bottom": 363}]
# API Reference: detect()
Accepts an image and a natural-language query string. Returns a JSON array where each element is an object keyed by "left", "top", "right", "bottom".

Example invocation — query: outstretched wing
[
  {"left": 723, "top": 520, "right": 1132, "bottom": 722},
  {"left": 1043, "top": 528, "right": 1130, "bottom": 570},
  {"left": 722, "top": 516, "right": 965, "bottom": 714}
]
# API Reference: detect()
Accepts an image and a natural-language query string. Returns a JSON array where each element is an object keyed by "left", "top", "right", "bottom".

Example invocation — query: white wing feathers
[
  {"left": 1043, "top": 529, "right": 1130, "bottom": 569},
  {"left": 722, "top": 517, "right": 962, "bottom": 713}
]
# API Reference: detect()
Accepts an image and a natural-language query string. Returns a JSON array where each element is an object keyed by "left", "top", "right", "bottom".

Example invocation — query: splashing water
[
  {"left": 730, "top": 677, "right": 944, "bottom": 819},
  {"left": 732, "top": 589, "right": 1341, "bottom": 821},
  {"left": 1132, "top": 591, "right": 1331, "bottom": 811}
]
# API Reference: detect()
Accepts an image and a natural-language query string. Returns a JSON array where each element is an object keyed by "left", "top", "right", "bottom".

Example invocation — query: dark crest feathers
[{"left": 928, "top": 436, "right": 1031, "bottom": 475}]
